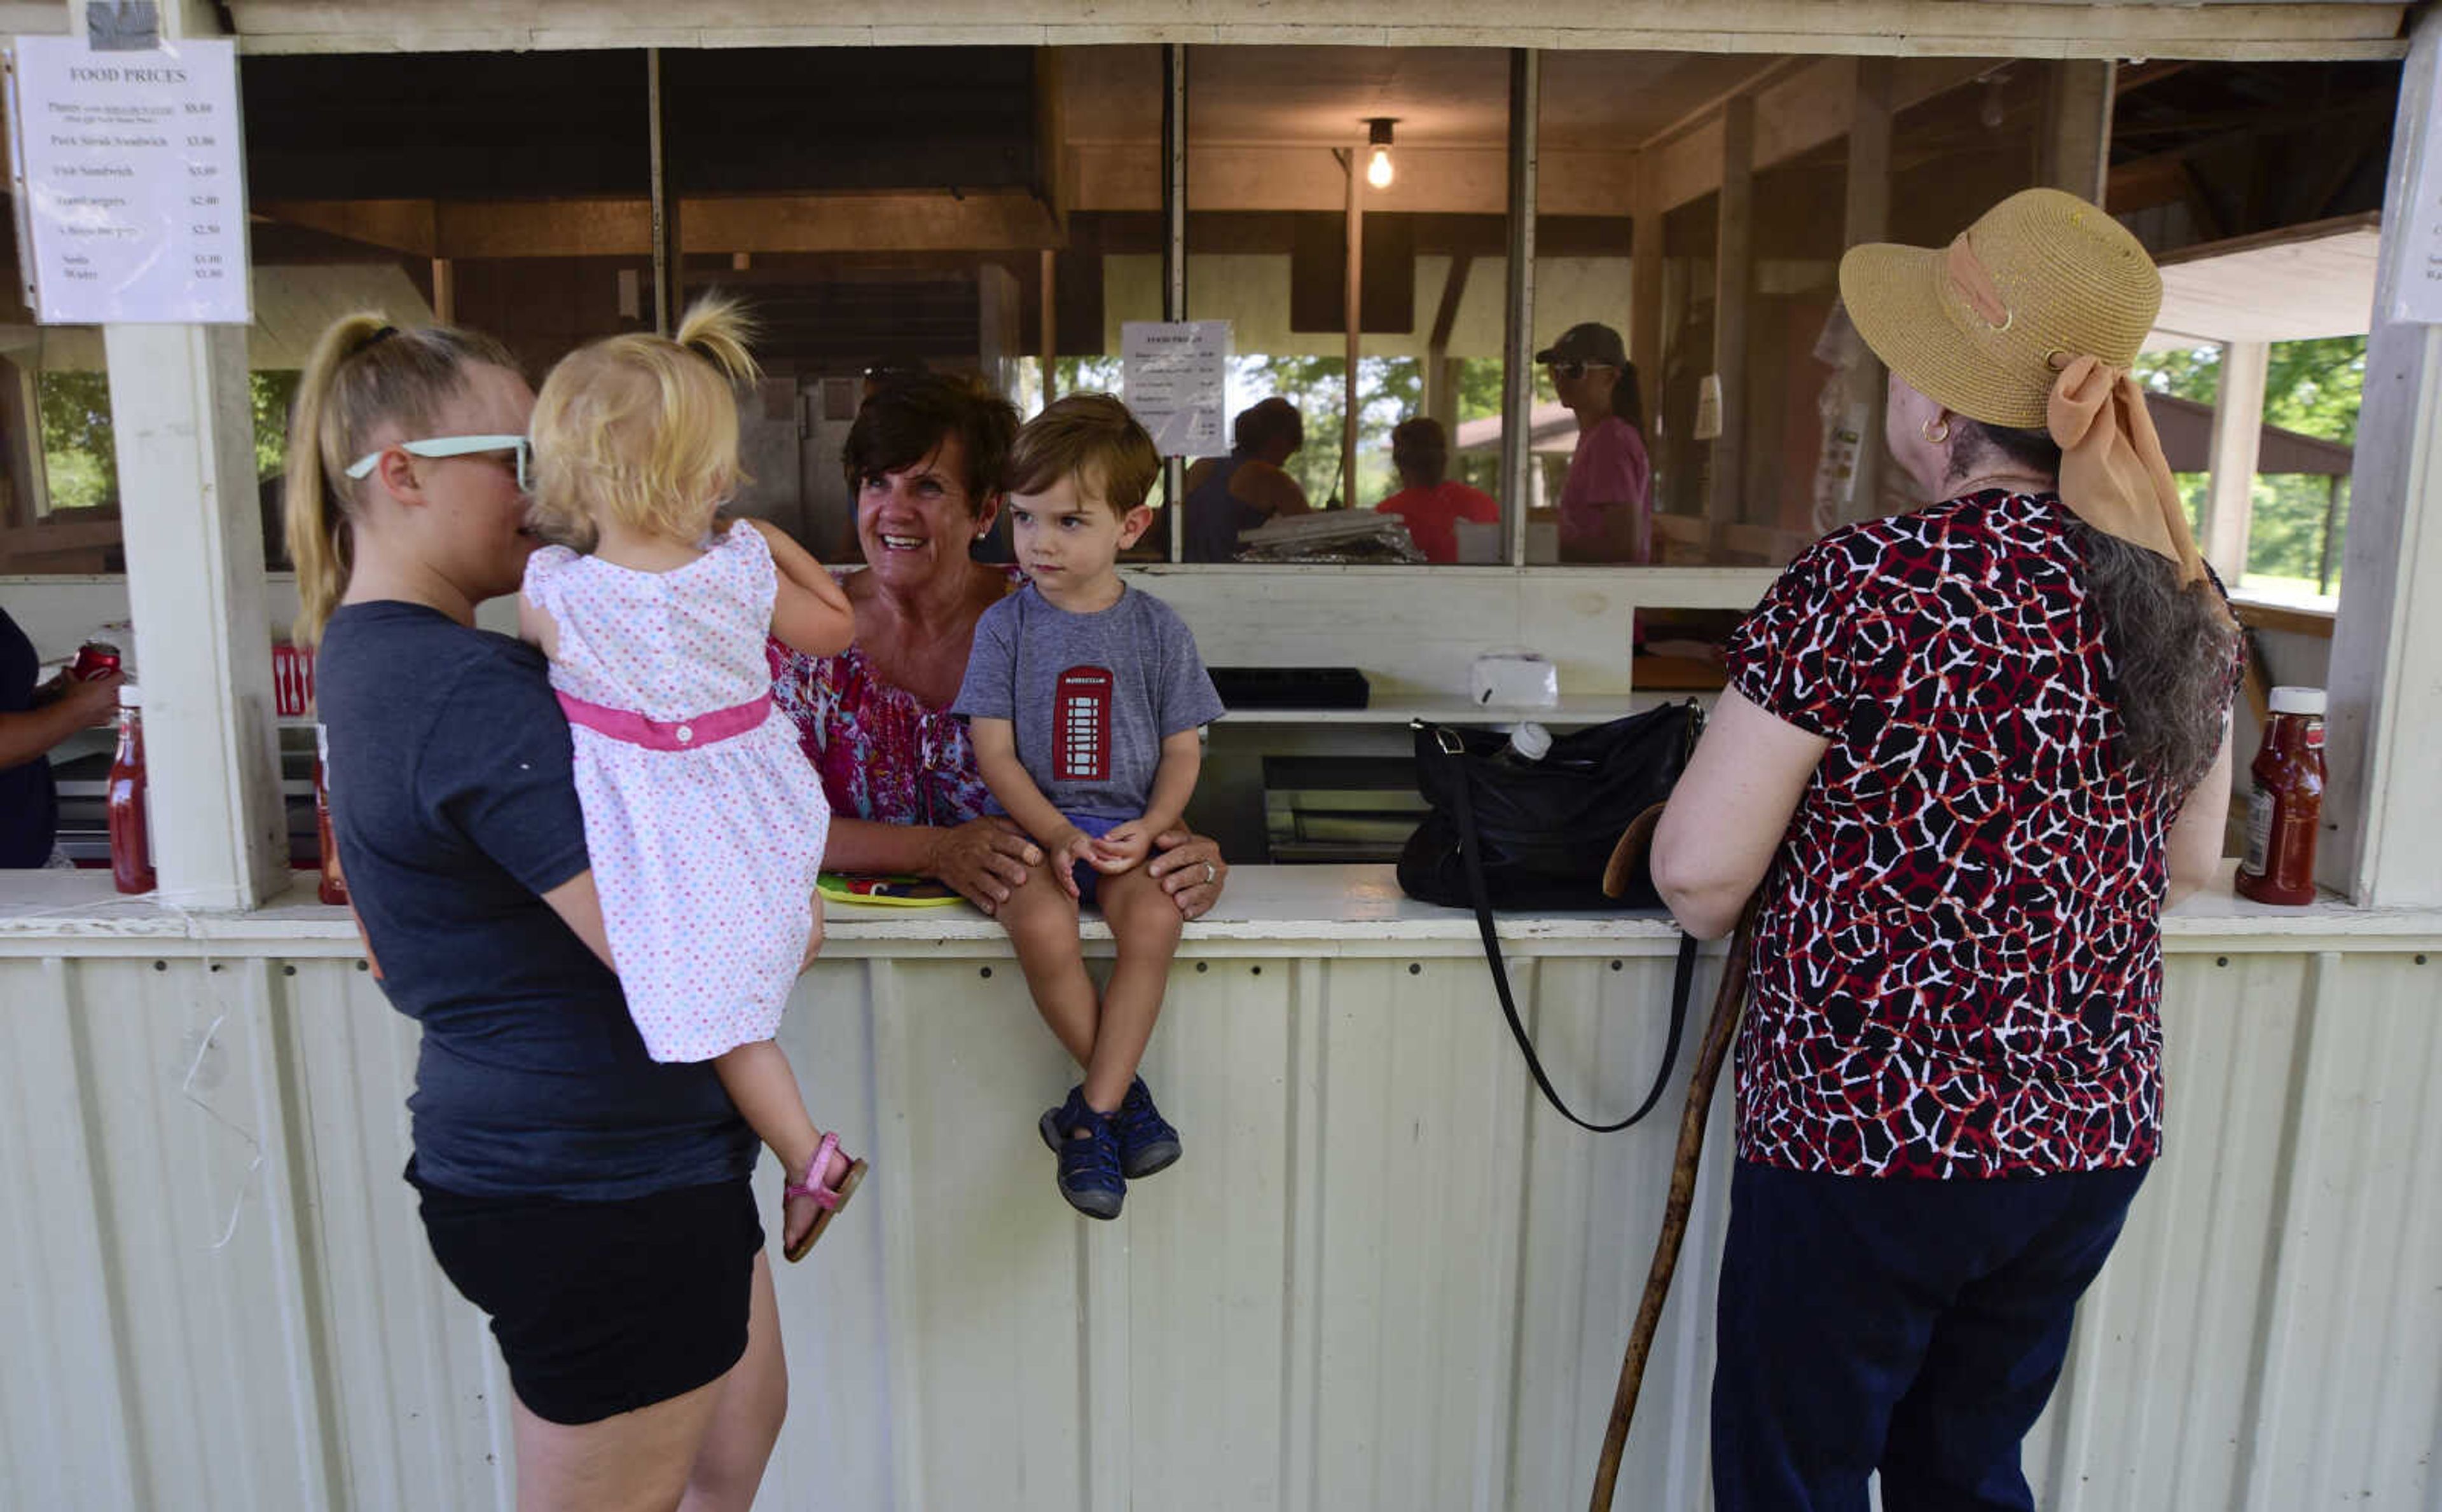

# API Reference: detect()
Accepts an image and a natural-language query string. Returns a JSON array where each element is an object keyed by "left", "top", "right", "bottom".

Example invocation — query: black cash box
[{"left": 1208, "top": 666, "right": 1372, "bottom": 710}]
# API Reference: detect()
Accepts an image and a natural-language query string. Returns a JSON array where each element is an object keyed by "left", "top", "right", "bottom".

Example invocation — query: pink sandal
[{"left": 782, "top": 1130, "right": 867, "bottom": 1263}]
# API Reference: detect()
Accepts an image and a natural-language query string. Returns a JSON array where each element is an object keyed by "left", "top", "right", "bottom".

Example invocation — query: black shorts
[{"left": 411, "top": 1164, "right": 765, "bottom": 1425}]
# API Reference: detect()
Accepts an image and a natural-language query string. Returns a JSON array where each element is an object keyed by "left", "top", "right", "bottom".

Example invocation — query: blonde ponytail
[
  {"left": 673, "top": 292, "right": 761, "bottom": 388},
  {"left": 529, "top": 292, "right": 762, "bottom": 550},
  {"left": 285, "top": 314, "right": 388, "bottom": 647},
  {"left": 282, "top": 314, "right": 523, "bottom": 647}
]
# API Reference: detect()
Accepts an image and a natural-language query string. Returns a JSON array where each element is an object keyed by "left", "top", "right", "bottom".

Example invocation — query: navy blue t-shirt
[
  {"left": 0, "top": 608, "right": 60, "bottom": 867},
  {"left": 316, "top": 601, "right": 754, "bottom": 1199}
]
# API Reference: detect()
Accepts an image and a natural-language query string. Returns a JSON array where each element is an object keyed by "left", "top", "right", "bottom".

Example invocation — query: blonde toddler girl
[{"left": 521, "top": 296, "right": 862, "bottom": 1261}]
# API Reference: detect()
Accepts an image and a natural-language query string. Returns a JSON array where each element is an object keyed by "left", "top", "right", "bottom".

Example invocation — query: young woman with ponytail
[
  {"left": 296, "top": 312, "right": 794, "bottom": 1511},
  {"left": 1646, "top": 189, "right": 2242, "bottom": 1509}
]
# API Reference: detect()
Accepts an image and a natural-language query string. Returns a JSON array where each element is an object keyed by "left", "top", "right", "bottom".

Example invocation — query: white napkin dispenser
[{"left": 1468, "top": 651, "right": 1559, "bottom": 708}]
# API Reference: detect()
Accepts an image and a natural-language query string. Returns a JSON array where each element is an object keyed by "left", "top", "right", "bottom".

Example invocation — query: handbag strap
[{"left": 1444, "top": 730, "right": 1694, "bottom": 1134}]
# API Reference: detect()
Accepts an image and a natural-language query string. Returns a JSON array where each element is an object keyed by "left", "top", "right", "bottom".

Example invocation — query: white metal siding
[{"left": 3, "top": 944, "right": 2437, "bottom": 1510}]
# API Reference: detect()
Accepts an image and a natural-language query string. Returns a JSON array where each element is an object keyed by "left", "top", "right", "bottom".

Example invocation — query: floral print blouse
[{"left": 767, "top": 567, "right": 1022, "bottom": 827}]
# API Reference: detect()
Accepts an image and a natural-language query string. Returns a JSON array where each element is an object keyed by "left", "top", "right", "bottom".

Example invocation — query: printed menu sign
[
  {"left": 1122, "top": 320, "right": 1231, "bottom": 457},
  {"left": 7, "top": 35, "right": 249, "bottom": 324}
]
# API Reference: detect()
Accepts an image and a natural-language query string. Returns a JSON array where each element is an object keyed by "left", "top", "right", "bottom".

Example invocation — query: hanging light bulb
[
  {"left": 1365, "top": 118, "right": 1397, "bottom": 190},
  {"left": 1979, "top": 72, "right": 2009, "bottom": 130}
]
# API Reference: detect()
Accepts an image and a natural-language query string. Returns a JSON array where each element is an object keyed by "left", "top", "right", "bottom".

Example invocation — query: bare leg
[
  {"left": 511, "top": 1375, "right": 722, "bottom": 1512},
  {"left": 997, "top": 857, "right": 1098, "bottom": 1067},
  {"left": 712, "top": 1041, "right": 843, "bottom": 1255},
  {"left": 678, "top": 1252, "right": 786, "bottom": 1511},
  {"left": 1080, "top": 864, "right": 1182, "bottom": 1112}
]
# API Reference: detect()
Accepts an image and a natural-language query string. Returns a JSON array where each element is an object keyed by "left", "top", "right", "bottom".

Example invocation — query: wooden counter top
[{"left": 2, "top": 863, "right": 2436, "bottom": 959}]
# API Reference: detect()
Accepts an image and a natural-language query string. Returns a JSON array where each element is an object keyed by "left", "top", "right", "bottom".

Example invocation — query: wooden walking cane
[{"left": 1586, "top": 806, "right": 1763, "bottom": 1512}]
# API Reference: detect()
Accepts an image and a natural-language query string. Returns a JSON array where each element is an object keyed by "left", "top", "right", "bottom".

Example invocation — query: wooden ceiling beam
[{"left": 258, "top": 190, "right": 1066, "bottom": 258}]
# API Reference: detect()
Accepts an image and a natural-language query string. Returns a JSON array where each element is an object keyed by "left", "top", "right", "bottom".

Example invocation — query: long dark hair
[
  {"left": 1611, "top": 363, "right": 1645, "bottom": 437},
  {"left": 1954, "top": 420, "right": 2237, "bottom": 790}
]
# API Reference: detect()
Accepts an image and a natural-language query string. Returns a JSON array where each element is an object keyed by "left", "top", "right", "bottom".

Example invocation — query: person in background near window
[
  {"left": 1651, "top": 188, "right": 2241, "bottom": 1512},
  {"left": 1181, "top": 396, "right": 1311, "bottom": 561},
  {"left": 1538, "top": 322, "right": 1653, "bottom": 563},
  {"left": 0, "top": 606, "right": 121, "bottom": 868},
  {"left": 1375, "top": 416, "right": 1500, "bottom": 565}
]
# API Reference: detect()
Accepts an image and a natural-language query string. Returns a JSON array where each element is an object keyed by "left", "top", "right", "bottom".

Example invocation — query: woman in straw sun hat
[{"left": 1649, "top": 187, "right": 2242, "bottom": 1509}]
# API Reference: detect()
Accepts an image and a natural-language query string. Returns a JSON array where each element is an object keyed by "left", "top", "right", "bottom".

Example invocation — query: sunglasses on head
[
  {"left": 346, "top": 434, "right": 533, "bottom": 493},
  {"left": 1547, "top": 360, "right": 1617, "bottom": 381}
]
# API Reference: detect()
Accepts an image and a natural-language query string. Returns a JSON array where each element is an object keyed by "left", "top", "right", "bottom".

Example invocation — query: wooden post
[
  {"left": 2323, "top": 9, "right": 2442, "bottom": 906},
  {"left": 71, "top": 0, "right": 288, "bottom": 907},
  {"left": 2042, "top": 60, "right": 2116, "bottom": 202},
  {"left": 2318, "top": 475, "right": 2342, "bottom": 596},
  {"left": 1040, "top": 248, "right": 1058, "bottom": 409},
  {"left": 1162, "top": 43, "right": 1187, "bottom": 560},
  {"left": 1501, "top": 49, "right": 1539, "bottom": 565},
  {"left": 430, "top": 258, "right": 455, "bottom": 325},
  {"left": 647, "top": 48, "right": 680, "bottom": 333},
  {"left": 1342, "top": 144, "right": 1363, "bottom": 509},
  {"left": 1629, "top": 152, "right": 1664, "bottom": 437},
  {"left": 1841, "top": 57, "right": 1894, "bottom": 525},
  {"left": 1709, "top": 95, "right": 1755, "bottom": 541},
  {"left": 2203, "top": 340, "right": 2270, "bottom": 582},
  {"left": 1424, "top": 254, "right": 1472, "bottom": 425}
]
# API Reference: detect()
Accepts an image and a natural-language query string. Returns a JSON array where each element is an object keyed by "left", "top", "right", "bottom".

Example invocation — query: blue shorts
[
  {"left": 1058, "top": 812, "right": 1133, "bottom": 907},
  {"left": 983, "top": 806, "right": 1139, "bottom": 907}
]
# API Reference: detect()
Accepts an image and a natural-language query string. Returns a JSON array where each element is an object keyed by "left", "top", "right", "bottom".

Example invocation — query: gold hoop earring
[{"left": 1923, "top": 417, "right": 1951, "bottom": 445}]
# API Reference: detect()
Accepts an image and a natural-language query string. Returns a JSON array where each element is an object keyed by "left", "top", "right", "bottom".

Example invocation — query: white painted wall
[{"left": 2, "top": 889, "right": 2436, "bottom": 1511}]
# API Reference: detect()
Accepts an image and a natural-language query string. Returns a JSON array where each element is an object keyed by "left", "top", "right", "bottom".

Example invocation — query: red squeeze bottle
[
  {"left": 314, "top": 722, "right": 348, "bottom": 907},
  {"left": 107, "top": 685, "right": 156, "bottom": 895},
  {"left": 2234, "top": 685, "right": 2326, "bottom": 907}
]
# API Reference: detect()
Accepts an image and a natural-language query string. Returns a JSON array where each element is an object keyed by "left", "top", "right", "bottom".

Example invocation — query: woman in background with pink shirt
[{"left": 1538, "top": 322, "right": 1653, "bottom": 563}]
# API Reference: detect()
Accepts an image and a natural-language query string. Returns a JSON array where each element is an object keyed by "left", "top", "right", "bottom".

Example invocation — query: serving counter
[{"left": 2, "top": 866, "right": 2437, "bottom": 1511}]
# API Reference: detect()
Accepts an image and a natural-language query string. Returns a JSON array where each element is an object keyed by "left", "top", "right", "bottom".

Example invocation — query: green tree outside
[
  {"left": 2130, "top": 336, "right": 2362, "bottom": 594},
  {"left": 38, "top": 368, "right": 303, "bottom": 513}
]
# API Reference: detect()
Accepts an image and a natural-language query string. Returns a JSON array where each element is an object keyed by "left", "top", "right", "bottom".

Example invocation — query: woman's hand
[
  {"left": 55, "top": 672, "right": 123, "bottom": 728},
  {"left": 925, "top": 816, "right": 1044, "bottom": 914},
  {"left": 1145, "top": 828, "right": 1227, "bottom": 921}
]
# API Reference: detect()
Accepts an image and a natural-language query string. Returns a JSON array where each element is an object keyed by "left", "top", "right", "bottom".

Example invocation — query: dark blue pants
[{"left": 1711, "top": 1158, "right": 2149, "bottom": 1512}]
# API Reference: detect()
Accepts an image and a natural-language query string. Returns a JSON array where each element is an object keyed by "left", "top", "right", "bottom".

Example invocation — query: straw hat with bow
[{"left": 1839, "top": 186, "right": 2212, "bottom": 588}]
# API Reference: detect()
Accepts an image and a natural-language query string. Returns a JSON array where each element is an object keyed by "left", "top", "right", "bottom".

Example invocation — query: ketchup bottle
[
  {"left": 2234, "top": 685, "right": 2325, "bottom": 907},
  {"left": 314, "top": 722, "right": 348, "bottom": 906},
  {"left": 107, "top": 685, "right": 156, "bottom": 895}
]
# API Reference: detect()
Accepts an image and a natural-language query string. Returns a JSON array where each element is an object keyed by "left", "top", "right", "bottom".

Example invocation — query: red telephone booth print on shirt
[{"left": 1055, "top": 666, "right": 1115, "bottom": 782}]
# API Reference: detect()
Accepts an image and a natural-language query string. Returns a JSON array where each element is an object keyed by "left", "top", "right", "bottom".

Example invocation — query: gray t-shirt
[{"left": 953, "top": 582, "right": 1227, "bottom": 818}]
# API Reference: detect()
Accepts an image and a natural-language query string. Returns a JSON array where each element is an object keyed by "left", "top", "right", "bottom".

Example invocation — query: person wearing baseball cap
[
  {"left": 1646, "top": 188, "right": 2242, "bottom": 1509},
  {"left": 1535, "top": 321, "right": 1652, "bottom": 562}
]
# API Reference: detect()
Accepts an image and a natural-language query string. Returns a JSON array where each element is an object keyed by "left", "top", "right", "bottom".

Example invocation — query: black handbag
[{"left": 1397, "top": 702, "right": 1704, "bottom": 1132}]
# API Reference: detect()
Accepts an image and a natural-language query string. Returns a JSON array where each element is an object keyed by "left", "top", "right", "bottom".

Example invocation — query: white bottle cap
[
  {"left": 1508, "top": 721, "right": 1552, "bottom": 761},
  {"left": 2268, "top": 686, "right": 2326, "bottom": 717},
  {"left": 117, "top": 684, "right": 141, "bottom": 708}
]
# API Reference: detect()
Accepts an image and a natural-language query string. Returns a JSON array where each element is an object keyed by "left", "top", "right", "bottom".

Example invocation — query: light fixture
[
  {"left": 1365, "top": 118, "right": 1397, "bottom": 190},
  {"left": 1979, "top": 71, "right": 2009, "bottom": 130}
]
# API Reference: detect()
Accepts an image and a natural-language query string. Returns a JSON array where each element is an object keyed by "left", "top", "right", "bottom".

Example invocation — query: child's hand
[
  {"left": 1049, "top": 826, "right": 1099, "bottom": 900},
  {"left": 1089, "top": 821, "right": 1155, "bottom": 874}
]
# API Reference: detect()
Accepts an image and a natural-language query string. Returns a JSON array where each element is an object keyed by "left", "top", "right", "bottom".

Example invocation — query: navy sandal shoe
[
  {"left": 1040, "top": 1087, "right": 1125, "bottom": 1220},
  {"left": 1114, "top": 1076, "right": 1182, "bottom": 1179}
]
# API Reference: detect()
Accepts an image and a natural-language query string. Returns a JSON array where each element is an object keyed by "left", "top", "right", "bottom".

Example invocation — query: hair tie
[{"left": 360, "top": 325, "right": 401, "bottom": 352}]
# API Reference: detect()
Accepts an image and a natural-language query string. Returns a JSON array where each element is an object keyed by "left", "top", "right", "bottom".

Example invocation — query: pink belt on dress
[{"left": 556, "top": 689, "right": 773, "bottom": 751}]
